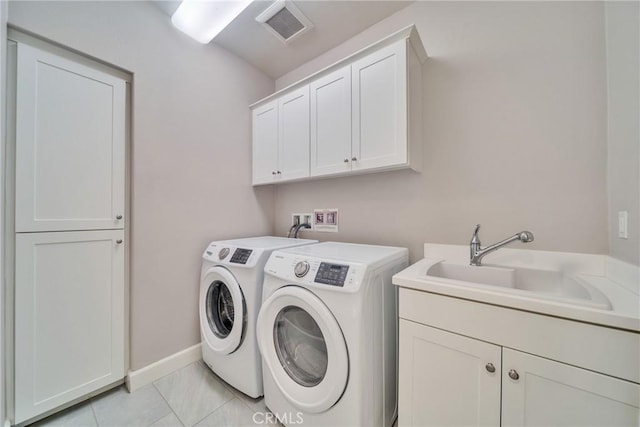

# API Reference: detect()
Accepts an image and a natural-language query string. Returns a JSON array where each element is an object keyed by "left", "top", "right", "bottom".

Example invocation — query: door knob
[
  {"left": 351, "top": 157, "right": 357, "bottom": 161},
  {"left": 116, "top": 215, "right": 123, "bottom": 220},
  {"left": 272, "top": 171, "right": 276, "bottom": 175},
  {"left": 343, "top": 158, "right": 349, "bottom": 163},
  {"left": 116, "top": 239, "right": 123, "bottom": 244},
  {"left": 485, "top": 363, "right": 496, "bottom": 373},
  {"left": 508, "top": 369, "right": 520, "bottom": 380},
  {"left": 277, "top": 171, "right": 282, "bottom": 174}
]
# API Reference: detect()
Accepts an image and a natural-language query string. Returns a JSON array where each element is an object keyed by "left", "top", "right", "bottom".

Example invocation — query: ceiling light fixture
[{"left": 171, "top": 0, "right": 253, "bottom": 44}]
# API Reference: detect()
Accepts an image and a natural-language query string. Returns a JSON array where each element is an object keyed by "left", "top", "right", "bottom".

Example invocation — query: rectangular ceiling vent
[{"left": 256, "top": 0, "right": 313, "bottom": 44}]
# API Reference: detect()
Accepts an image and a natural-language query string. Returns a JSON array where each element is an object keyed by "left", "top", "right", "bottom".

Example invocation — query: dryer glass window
[
  {"left": 273, "top": 306, "right": 328, "bottom": 387},
  {"left": 206, "top": 280, "right": 234, "bottom": 338}
]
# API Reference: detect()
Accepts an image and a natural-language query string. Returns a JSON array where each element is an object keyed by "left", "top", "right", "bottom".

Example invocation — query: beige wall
[
  {"left": 606, "top": 2, "right": 640, "bottom": 266},
  {"left": 274, "top": 1, "right": 609, "bottom": 263},
  {"left": 8, "top": 1, "right": 275, "bottom": 369}
]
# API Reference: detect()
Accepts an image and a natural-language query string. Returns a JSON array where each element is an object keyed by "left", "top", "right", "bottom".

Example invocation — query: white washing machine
[
  {"left": 257, "top": 242, "right": 408, "bottom": 426},
  {"left": 200, "top": 236, "right": 317, "bottom": 398}
]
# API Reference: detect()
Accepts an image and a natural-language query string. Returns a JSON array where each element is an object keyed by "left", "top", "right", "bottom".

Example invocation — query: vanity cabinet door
[
  {"left": 398, "top": 320, "right": 501, "bottom": 427},
  {"left": 310, "top": 65, "right": 352, "bottom": 177},
  {"left": 351, "top": 40, "right": 408, "bottom": 172},
  {"left": 252, "top": 100, "right": 279, "bottom": 185},
  {"left": 502, "top": 349, "right": 640, "bottom": 427}
]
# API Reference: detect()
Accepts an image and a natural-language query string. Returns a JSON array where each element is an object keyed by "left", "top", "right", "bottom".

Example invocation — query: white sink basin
[{"left": 426, "top": 261, "right": 612, "bottom": 310}]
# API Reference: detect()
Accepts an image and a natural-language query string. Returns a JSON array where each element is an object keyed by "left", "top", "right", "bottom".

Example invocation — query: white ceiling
[{"left": 154, "top": 0, "right": 412, "bottom": 79}]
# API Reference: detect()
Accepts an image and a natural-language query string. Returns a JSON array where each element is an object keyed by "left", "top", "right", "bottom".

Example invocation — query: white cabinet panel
[
  {"left": 352, "top": 41, "right": 407, "bottom": 172},
  {"left": 310, "top": 66, "right": 351, "bottom": 177},
  {"left": 15, "top": 43, "right": 125, "bottom": 232},
  {"left": 278, "top": 86, "right": 310, "bottom": 181},
  {"left": 14, "top": 230, "right": 125, "bottom": 423},
  {"left": 502, "top": 349, "right": 640, "bottom": 427},
  {"left": 398, "top": 320, "right": 501, "bottom": 427},
  {"left": 252, "top": 100, "right": 279, "bottom": 185}
]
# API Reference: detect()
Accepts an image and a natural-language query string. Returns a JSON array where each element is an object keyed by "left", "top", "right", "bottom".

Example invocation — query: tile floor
[{"left": 31, "top": 361, "right": 281, "bottom": 427}]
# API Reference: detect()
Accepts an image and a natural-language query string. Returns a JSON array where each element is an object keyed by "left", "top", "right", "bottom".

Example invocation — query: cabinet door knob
[
  {"left": 508, "top": 369, "right": 520, "bottom": 380},
  {"left": 272, "top": 171, "right": 276, "bottom": 175},
  {"left": 344, "top": 158, "right": 349, "bottom": 163},
  {"left": 351, "top": 157, "right": 357, "bottom": 161},
  {"left": 277, "top": 170, "right": 282, "bottom": 174},
  {"left": 485, "top": 363, "right": 496, "bottom": 373},
  {"left": 116, "top": 215, "right": 123, "bottom": 220},
  {"left": 116, "top": 239, "right": 123, "bottom": 244}
]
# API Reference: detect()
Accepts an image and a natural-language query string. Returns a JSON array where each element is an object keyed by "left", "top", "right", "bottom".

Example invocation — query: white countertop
[{"left": 393, "top": 245, "right": 640, "bottom": 332}]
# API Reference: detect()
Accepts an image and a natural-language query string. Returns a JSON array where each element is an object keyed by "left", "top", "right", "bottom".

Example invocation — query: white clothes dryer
[
  {"left": 257, "top": 242, "right": 408, "bottom": 426},
  {"left": 200, "top": 236, "right": 317, "bottom": 398}
]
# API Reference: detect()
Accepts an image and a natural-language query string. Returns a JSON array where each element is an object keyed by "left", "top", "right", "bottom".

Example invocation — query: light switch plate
[{"left": 618, "top": 211, "right": 628, "bottom": 239}]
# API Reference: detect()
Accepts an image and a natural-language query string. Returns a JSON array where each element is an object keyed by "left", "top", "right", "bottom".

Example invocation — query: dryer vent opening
[{"left": 256, "top": 0, "right": 313, "bottom": 44}]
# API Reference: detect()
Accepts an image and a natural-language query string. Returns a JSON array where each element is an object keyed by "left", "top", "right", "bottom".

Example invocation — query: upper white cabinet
[
  {"left": 351, "top": 41, "right": 408, "bottom": 172},
  {"left": 252, "top": 87, "right": 310, "bottom": 185},
  {"left": 252, "top": 25, "right": 426, "bottom": 185},
  {"left": 252, "top": 100, "right": 279, "bottom": 184},
  {"left": 15, "top": 43, "right": 125, "bottom": 232},
  {"left": 310, "top": 66, "right": 351, "bottom": 177},
  {"left": 278, "top": 86, "right": 310, "bottom": 181}
]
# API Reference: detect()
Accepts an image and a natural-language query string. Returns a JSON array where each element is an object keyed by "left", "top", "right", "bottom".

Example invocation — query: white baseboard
[
  {"left": 126, "top": 343, "right": 202, "bottom": 392},
  {"left": 607, "top": 256, "right": 640, "bottom": 295}
]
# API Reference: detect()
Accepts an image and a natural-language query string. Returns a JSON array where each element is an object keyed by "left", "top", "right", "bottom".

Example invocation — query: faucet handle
[{"left": 471, "top": 224, "right": 481, "bottom": 244}]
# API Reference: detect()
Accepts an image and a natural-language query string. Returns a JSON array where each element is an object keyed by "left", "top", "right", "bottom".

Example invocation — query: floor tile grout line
[
  {"left": 151, "top": 381, "right": 185, "bottom": 427},
  {"left": 88, "top": 398, "right": 100, "bottom": 427},
  {"left": 189, "top": 395, "right": 237, "bottom": 427}
]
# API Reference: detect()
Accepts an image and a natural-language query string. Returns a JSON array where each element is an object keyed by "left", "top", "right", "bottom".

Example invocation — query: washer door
[
  {"left": 257, "top": 286, "right": 348, "bottom": 413},
  {"left": 200, "top": 266, "right": 246, "bottom": 355}
]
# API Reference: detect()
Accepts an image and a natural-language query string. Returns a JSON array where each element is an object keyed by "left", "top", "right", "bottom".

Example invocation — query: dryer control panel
[{"left": 203, "top": 243, "right": 261, "bottom": 268}]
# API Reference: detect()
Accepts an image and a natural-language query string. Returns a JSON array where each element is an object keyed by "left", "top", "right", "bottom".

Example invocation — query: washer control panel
[
  {"left": 314, "top": 262, "right": 349, "bottom": 287},
  {"left": 266, "top": 253, "right": 365, "bottom": 291},
  {"left": 230, "top": 248, "right": 253, "bottom": 264}
]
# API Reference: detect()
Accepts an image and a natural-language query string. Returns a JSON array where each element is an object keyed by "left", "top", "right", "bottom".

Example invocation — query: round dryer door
[
  {"left": 200, "top": 266, "right": 246, "bottom": 355},
  {"left": 257, "top": 286, "right": 348, "bottom": 413}
]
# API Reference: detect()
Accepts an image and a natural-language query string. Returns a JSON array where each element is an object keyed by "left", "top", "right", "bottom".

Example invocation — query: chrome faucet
[{"left": 470, "top": 224, "right": 534, "bottom": 266}]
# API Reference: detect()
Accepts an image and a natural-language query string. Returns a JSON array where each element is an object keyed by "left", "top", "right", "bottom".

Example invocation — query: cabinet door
[
  {"left": 252, "top": 100, "right": 279, "bottom": 185},
  {"left": 398, "top": 320, "right": 501, "bottom": 427},
  {"left": 15, "top": 43, "right": 125, "bottom": 232},
  {"left": 310, "top": 66, "right": 352, "bottom": 177},
  {"left": 278, "top": 86, "right": 310, "bottom": 181},
  {"left": 502, "top": 349, "right": 640, "bottom": 427},
  {"left": 14, "top": 230, "right": 125, "bottom": 423},
  {"left": 351, "top": 40, "right": 407, "bottom": 172}
]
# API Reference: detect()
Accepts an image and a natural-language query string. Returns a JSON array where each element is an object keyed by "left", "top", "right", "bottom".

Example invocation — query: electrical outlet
[{"left": 313, "top": 208, "right": 339, "bottom": 232}]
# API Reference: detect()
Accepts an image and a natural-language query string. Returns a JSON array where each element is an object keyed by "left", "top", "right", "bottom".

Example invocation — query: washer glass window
[
  {"left": 273, "top": 306, "right": 328, "bottom": 387},
  {"left": 206, "top": 280, "right": 235, "bottom": 338}
]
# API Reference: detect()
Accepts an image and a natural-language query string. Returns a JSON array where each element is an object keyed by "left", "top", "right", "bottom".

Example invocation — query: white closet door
[
  {"left": 14, "top": 230, "right": 125, "bottom": 423},
  {"left": 351, "top": 40, "right": 407, "bottom": 172},
  {"left": 310, "top": 66, "right": 352, "bottom": 177},
  {"left": 278, "top": 86, "right": 310, "bottom": 181},
  {"left": 15, "top": 43, "right": 125, "bottom": 232}
]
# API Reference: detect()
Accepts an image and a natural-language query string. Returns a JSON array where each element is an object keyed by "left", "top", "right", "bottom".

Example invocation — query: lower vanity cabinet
[
  {"left": 399, "top": 320, "right": 502, "bottom": 426},
  {"left": 398, "top": 297, "right": 640, "bottom": 426}
]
